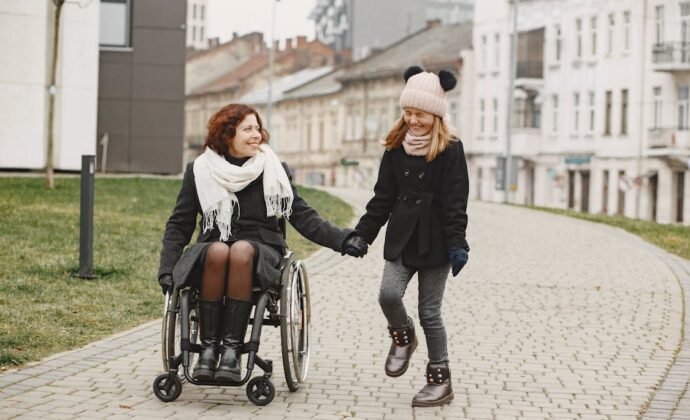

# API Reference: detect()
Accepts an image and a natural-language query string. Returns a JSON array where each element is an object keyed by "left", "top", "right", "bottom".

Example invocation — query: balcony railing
[
  {"left": 647, "top": 127, "right": 690, "bottom": 149},
  {"left": 652, "top": 42, "right": 690, "bottom": 72}
]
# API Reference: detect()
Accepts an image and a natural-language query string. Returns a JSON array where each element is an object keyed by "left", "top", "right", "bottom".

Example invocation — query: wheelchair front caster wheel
[
  {"left": 246, "top": 376, "right": 275, "bottom": 406},
  {"left": 153, "top": 373, "right": 182, "bottom": 402}
]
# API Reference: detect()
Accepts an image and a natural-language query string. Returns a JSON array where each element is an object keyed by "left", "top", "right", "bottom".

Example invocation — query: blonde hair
[{"left": 382, "top": 115, "right": 455, "bottom": 162}]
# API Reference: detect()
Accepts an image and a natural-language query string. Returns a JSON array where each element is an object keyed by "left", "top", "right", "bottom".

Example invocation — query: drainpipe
[
  {"left": 635, "top": 0, "right": 648, "bottom": 219},
  {"left": 504, "top": 0, "right": 519, "bottom": 204}
]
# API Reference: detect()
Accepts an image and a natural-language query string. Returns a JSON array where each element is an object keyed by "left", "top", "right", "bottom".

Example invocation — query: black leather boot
[
  {"left": 192, "top": 299, "right": 222, "bottom": 381},
  {"left": 215, "top": 298, "right": 253, "bottom": 383},
  {"left": 411, "top": 362, "right": 454, "bottom": 407},
  {"left": 385, "top": 320, "right": 417, "bottom": 377}
]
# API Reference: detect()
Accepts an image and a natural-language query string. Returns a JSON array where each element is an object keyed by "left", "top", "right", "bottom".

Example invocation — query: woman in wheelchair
[{"left": 157, "top": 103, "right": 368, "bottom": 383}]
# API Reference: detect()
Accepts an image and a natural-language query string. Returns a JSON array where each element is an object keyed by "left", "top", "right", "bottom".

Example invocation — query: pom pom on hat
[{"left": 399, "top": 65, "right": 456, "bottom": 118}]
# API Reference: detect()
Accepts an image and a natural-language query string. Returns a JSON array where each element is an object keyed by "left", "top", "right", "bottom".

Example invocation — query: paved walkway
[{"left": 1, "top": 188, "right": 690, "bottom": 419}]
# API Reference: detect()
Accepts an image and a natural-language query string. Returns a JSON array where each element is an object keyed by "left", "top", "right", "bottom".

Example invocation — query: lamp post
[
  {"left": 504, "top": 0, "right": 519, "bottom": 204},
  {"left": 266, "top": 0, "right": 279, "bottom": 132}
]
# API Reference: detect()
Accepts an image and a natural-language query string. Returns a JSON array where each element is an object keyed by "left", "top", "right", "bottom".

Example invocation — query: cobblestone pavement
[{"left": 1, "top": 188, "right": 689, "bottom": 419}]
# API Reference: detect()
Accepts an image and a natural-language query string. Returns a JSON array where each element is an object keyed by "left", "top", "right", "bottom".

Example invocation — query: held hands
[
  {"left": 448, "top": 247, "right": 469, "bottom": 277},
  {"left": 342, "top": 234, "right": 368, "bottom": 258},
  {"left": 158, "top": 273, "right": 174, "bottom": 295}
]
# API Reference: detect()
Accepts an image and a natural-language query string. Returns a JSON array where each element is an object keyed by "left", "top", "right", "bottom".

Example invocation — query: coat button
[
  {"left": 415, "top": 199, "right": 422, "bottom": 205},
  {"left": 403, "top": 169, "right": 410, "bottom": 176},
  {"left": 418, "top": 171, "right": 425, "bottom": 179}
]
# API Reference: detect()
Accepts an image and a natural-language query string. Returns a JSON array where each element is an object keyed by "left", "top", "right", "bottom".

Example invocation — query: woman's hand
[
  {"left": 342, "top": 234, "right": 368, "bottom": 258},
  {"left": 158, "top": 273, "right": 174, "bottom": 295},
  {"left": 448, "top": 247, "right": 469, "bottom": 276}
]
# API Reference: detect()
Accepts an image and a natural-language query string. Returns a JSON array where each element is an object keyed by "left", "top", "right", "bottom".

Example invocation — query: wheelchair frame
[{"left": 153, "top": 250, "right": 311, "bottom": 406}]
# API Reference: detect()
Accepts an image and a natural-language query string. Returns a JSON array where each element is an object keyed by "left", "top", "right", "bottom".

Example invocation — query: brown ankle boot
[
  {"left": 384, "top": 321, "right": 417, "bottom": 377},
  {"left": 412, "top": 363, "right": 454, "bottom": 407}
]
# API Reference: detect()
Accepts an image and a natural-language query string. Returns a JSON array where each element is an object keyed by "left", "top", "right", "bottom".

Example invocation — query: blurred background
[{"left": 1, "top": 0, "right": 688, "bottom": 225}]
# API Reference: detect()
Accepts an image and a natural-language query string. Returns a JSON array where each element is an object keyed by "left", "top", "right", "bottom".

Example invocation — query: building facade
[
  {"left": 98, "top": 0, "right": 187, "bottom": 174},
  {"left": 471, "top": 0, "right": 690, "bottom": 225},
  {"left": 273, "top": 23, "right": 473, "bottom": 188},
  {"left": 0, "top": 0, "right": 99, "bottom": 171},
  {"left": 310, "top": 0, "right": 473, "bottom": 61},
  {"left": 186, "top": 0, "right": 208, "bottom": 50}
]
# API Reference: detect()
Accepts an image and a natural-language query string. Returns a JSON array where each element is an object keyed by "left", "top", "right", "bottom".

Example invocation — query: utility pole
[
  {"left": 266, "top": 0, "right": 279, "bottom": 132},
  {"left": 504, "top": 0, "right": 519, "bottom": 203}
]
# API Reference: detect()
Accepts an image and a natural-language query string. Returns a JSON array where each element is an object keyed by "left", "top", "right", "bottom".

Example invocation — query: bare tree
[{"left": 46, "top": 0, "right": 66, "bottom": 189}]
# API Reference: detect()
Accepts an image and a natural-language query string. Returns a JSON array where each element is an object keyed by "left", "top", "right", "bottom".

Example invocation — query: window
[
  {"left": 492, "top": 98, "right": 498, "bottom": 134},
  {"left": 554, "top": 24, "right": 562, "bottom": 62},
  {"left": 604, "top": 91, "right": 612, "bottom": 135},
  {"left": 193, "top": 26, "right": 197, "bottom": 42},
  {"left": 99, "top": 0, "right": 132, "bottom": 48},
  {"left": 193, "top": 4, "right": 197, "bottom": 19},
  {"left": 655, "top": 5, "right": 664, "bottom": 44},
  {"left": 617, "top": 170, "right": 626, "bottom": 215},
  {"left": 200, "top": 27, "right": 204, "bottom": 41},
  {"left": 494, "top": 33, "right": 500, "bottom": 69},
  {"left": 679, "top": 86, "right": 689, "bottom": 131},
  {"left": 573, "top": 93, "right": 580, "bottom": 132},
  {"left": 602, "top": 170, "right": 609, "bottom": 214},
  {"left": 682, "top": 3, "right": 690, "bottom": 45},
  {"left": 589, "top": 92, "right": 596, "bottom": 132},
  {"left": 201, "top": 4, "right": 205, "bottom": 20},
  {"left": 621, "top": 89, "right": 628, "bottom": 135},
  {"left": 607, "top": 14, "right": 615, "bottom": 54},
  {"left": 479, "top": 99, "right": 485, "bottom": 134},
  {"left": 481, "top": 35, "right": 487, "bottom": 69},
  {"left": 653, "top": 87, "right": 662, "bottom": 129},
  {"left": 591, "top": 16, "right": 597, "bottom": 56},
  {"left": 552, "top": 94, "right": 559, "bottom": 132},
  {"left": 623, "top": 11, "right": 631, "bottom": 51},
  {"left": 575, "top": 19, "right": 582, "bottom": 58}
]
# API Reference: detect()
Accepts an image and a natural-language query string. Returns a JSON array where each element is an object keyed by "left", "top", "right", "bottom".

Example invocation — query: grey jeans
[{"left": 378, "top": 257, "right": 451, "bottom": 363}]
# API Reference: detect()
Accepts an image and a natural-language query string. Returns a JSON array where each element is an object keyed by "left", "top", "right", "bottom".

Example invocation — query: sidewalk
[{"left": 1, "top": 188, "right": 689, "bottom": 419}]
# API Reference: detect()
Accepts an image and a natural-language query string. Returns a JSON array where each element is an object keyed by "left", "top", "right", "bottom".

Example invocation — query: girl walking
[{"left": 354, "top": 66, "right": 470, "bottom": 407}]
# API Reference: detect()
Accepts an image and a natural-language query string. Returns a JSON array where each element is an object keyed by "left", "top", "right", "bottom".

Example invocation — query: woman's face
[
  {"left": 403, "top": 108, "right": 435, "bottom": 136},
  {"left": 228, "top": 113, "right": 262, "bottom": 158}
]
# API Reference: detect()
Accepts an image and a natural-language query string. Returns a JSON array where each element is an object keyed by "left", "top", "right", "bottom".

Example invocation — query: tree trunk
[{"left": 46, "top": 0, "right": 65, "bottom": 189}]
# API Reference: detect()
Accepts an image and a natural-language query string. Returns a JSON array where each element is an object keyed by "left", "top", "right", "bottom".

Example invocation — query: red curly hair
[{"left": 203, "top": 103, "right": 270, "bottom": 156}]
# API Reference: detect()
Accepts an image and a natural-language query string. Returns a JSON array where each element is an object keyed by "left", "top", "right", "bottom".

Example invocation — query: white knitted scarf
[{"left": 193, "top": 145, "right": 293, "bottom": 241}]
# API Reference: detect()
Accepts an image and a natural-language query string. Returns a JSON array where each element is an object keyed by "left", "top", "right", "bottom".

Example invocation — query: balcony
[
  {"left": 652, "top": 42, "right": 690, "bottom": 72},
  {"left": 647, "top": 128, "right": 690, "bottom": 154}
]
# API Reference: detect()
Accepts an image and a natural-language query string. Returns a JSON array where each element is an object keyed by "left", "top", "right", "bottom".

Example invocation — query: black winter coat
[
  {"left": 355, "top": 140, "right": 469, "bottom": 268},
  {"left": 158, "top": 160, "right": 353, "bottom": 290}
]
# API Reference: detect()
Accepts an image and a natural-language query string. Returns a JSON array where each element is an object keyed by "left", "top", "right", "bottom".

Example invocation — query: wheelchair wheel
[
  {"left": 161, "top": 289, "right": 199, "bottom": 378},
  {"left": 280, "top": 260, "right": 311, "bottom": 391},
  {"left": 153, "top": 373, "right": 182, "bottom": 402},
  {"left": 246, "top": 376, "right": 275, "bottom": 406}
]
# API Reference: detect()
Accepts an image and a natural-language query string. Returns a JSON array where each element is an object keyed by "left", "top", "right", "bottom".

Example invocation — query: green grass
[
  {"left": 0, "top": 177, "right": 353, "bottom": 370},
  {"left": 523, "top": 205, "right": 690, "bottom": 261}
]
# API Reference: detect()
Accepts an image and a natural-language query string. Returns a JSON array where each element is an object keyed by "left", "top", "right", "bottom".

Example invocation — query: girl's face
[
  {"left": 403, "top": 108, "right": 435, "bottom": 136},
  {"left": 228, "top": 113, "right": 262, "bottom": 158}
]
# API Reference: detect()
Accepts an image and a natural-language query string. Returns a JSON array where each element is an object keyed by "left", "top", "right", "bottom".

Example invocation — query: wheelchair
[{"left": 152, "top": 248, "right": 311, "bottom": 406}]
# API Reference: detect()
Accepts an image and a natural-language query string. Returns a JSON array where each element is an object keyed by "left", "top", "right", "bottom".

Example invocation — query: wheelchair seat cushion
[{"left": 172, "top": 239, "right": 284, "bottom": 291}]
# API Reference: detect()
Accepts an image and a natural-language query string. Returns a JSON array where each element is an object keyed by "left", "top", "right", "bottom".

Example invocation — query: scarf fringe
[
  {"left": 266, "top": 195, "right": 293, "bottom": 219},
  {"left": 202, "top": 197, "right": 240, "bottom": 241}
]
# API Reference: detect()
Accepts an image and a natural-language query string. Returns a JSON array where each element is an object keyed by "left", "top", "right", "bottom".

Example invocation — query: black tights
[{"left": 200, "top": 241, "right": 254, "bottom": 301}]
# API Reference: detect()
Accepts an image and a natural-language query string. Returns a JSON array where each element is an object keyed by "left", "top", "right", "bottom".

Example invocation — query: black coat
[
  {"left": 355, "top": 140, "right": 469, "bottom": 268},
  {"left": 158, "top": 160, "right": 353, "bottom": 290}
]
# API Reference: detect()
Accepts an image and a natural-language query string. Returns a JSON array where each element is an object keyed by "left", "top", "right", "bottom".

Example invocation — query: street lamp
[{"left": 266, "top": 0, "right": 280, "bottom": 132}]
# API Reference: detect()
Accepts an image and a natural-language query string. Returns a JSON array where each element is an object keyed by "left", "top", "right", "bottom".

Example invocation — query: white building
[
  {"left": 186, "top": 0, "right": 208, "bottom": 50},
  {"left": 470, "top": 0, "right": 690, "bottom": 225},
  {"left": 0, "top": 0, "right": 99, "bottom": 171}
]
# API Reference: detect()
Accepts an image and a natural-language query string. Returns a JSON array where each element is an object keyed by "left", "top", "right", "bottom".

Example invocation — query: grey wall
[{"left": 98, "top": 0, "right": 186, "bottom": 174}]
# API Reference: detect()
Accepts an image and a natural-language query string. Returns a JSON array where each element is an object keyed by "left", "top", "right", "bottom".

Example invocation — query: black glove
[
  {"left": 158, "top": 273, "right": 173, "bottom": 295},
  {"left": 342, "top": 234, "right": 368, "bottom": 258},
  {"left": 448, "top": 247, "right": 469, "bottom": 277}
]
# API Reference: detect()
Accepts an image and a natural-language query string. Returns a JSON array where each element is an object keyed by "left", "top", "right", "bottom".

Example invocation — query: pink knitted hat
[{"left": 399, "top": 66, "right": 457, "bottom": 118}]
